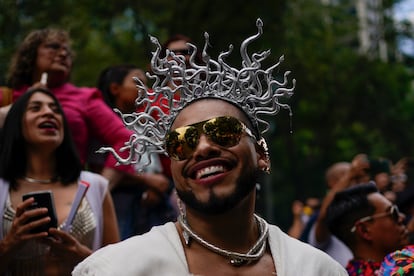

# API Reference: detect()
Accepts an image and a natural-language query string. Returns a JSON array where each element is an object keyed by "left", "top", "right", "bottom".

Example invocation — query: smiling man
[{"left": 73, "top": 19, "right": 347, "bottom": 276}]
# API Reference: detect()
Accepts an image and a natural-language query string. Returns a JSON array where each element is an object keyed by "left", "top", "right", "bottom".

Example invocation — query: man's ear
[{"left": 354, "top": 222, "right": 373, "bottom": 241}]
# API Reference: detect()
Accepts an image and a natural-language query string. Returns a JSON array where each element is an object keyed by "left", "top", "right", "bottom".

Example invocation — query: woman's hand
[
  {"left": 4, "top": 197, "right": 51, "bottom": 246},
  {"left": 0, "top": 197, "right": 50, "bottom": 270},
  {"left": 44, "top": 228, "right": 92, "bottom": 266}
]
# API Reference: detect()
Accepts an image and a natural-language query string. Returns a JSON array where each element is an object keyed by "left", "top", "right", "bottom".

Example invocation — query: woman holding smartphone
[
  {"left": 0, "top": 27, "right": 142, "bottom": 196},
  {"left": 0, "top": 87, "right": 119, "bottom": 275}
]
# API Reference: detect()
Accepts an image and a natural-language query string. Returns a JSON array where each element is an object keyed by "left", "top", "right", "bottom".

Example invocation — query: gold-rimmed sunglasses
[{"left": 165, "top": 116, "right": 256, "bottom": 161}]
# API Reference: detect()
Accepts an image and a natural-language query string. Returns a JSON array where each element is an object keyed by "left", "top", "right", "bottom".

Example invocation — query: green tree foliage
[
  {"left": 270, "top": 0, "right": 414, "bottom": 227},
  {"left": 0, "top": 0, "right": 413, "bottom": 229}
]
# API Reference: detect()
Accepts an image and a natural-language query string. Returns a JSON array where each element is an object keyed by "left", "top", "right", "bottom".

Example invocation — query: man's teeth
[{"left": 196, "top": 165, "right": 225, "bottom": 179}]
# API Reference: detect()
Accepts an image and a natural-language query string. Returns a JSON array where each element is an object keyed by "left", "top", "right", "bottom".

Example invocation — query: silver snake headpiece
[{"left": 98, "top": 18, "right": 295, "bottom": 168}]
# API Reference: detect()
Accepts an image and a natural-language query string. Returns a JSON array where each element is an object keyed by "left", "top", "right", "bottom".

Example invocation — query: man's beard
[{"left": 176, "top": 169, "right": 259, "bottom": 215}]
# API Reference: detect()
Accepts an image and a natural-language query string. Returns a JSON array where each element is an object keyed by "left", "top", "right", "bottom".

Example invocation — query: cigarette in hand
[{"left": 40, "top": 72, "right": 48, "bottom": 85}]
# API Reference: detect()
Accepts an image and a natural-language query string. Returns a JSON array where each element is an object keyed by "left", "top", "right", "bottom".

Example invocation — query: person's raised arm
[{"left": 314, "top": 154, "right": 369, "bottom": 244}]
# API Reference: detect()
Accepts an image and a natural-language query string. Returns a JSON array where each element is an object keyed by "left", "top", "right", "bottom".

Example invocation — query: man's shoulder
[
  {"left": 269, "top": 224, "right": 332, "bottom": 257},
  {"left": 268, "top": 224, "right": 347, "bottom": 275},
  {"left": 94, "top": 222, "right": 179, "bottom": 254}
]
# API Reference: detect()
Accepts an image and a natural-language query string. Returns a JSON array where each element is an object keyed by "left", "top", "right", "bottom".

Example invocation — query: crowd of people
[
  {"left": 94, "top": 63, "right": 177, "bottom": 239},
  {"left": 73, "top": 19, "right": 345, "bottom": 275},
  {"left": 0, "top": 28, "right": 181, "bottom": 274},
  {"left": 0, "top": 88, "right": 120, "bottom": 274},
  {"left": 0, "top": 20, "right": 413, "bottom": 275},
  {"left": 289, "top": 154, "right": 414, "bottom": 275}
]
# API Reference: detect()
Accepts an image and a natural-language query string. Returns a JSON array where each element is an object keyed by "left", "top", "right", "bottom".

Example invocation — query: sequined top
[{"left": 3, "top": 193, "right": 96, "bottom": 275}]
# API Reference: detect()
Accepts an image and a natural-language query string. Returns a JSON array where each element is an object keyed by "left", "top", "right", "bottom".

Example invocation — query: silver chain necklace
[{"left": 179, "top": 214, "right": 269, "bottom": 266}]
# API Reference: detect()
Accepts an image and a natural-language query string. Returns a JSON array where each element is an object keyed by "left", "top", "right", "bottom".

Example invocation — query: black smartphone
[{"left": 22, "top": 190, "right": 58, "bottom": 233}]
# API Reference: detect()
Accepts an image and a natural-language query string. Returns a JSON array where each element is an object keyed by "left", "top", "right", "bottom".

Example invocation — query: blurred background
[{"left": 1, "top": 0, "right": 413, "bottom": 230}]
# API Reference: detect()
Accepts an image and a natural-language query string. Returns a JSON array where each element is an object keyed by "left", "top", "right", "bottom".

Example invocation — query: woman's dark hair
[
  {"left": 326, "top": 182, "right": 378, "bottom": 248},
  {"left": 97, "top": 64, "right": 139, "bottom": 109},
  {"left": 0, "top": 87, "right": 82, "bottom": 189}
]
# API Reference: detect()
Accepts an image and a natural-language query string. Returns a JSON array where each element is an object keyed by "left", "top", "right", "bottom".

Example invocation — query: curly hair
[{"left": 7, "top": 28, "right": 74, "bottom": 89}]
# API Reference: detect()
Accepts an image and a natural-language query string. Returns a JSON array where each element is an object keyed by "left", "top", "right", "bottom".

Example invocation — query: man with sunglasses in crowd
[
  {"left": 326, "top": 182, "right": 409, "bottom": 275},
  {"left": 73, "top": 19, "right": 346, "bottom": 275}
]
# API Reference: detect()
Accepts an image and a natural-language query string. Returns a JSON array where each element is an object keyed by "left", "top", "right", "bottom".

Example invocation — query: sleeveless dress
[{"left": 0, "top": 171, "right": 108, "bottom": 275}]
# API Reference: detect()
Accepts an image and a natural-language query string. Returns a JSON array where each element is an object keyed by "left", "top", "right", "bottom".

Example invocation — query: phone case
[{"left": 22, "top": 190, "right": 58, "bottom": 233}]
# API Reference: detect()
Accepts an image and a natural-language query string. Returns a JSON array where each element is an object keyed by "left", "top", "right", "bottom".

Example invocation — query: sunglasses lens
[
  {"left": 165, "top": 116, "right": 248, "bottom": 161},
  {"left": 204, "top": 117, "right": 244, "bottom": 147},
  {"left": 166, "top": 126, "right": 200, "bottom": 160}
]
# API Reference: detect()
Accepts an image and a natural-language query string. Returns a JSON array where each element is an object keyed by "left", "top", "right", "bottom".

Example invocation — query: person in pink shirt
[
  {"left": 0, "top": 28, "right": 140, "bottom": 189},
  {"left": 94, "top": 64, "right": 177, "bottom": 238}
]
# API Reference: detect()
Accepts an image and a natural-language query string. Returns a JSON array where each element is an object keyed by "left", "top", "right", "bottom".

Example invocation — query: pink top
[{"left": 10, "top": 83, "right": 134, "bottom": 173}]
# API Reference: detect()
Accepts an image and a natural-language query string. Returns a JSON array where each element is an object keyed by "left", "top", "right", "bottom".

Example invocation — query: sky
[
  {"left": 394, "top": 0, "right": 414, "bottom": 56},
  {"left": 394, "top": 0, "right": 414, "bottom": 22}
]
